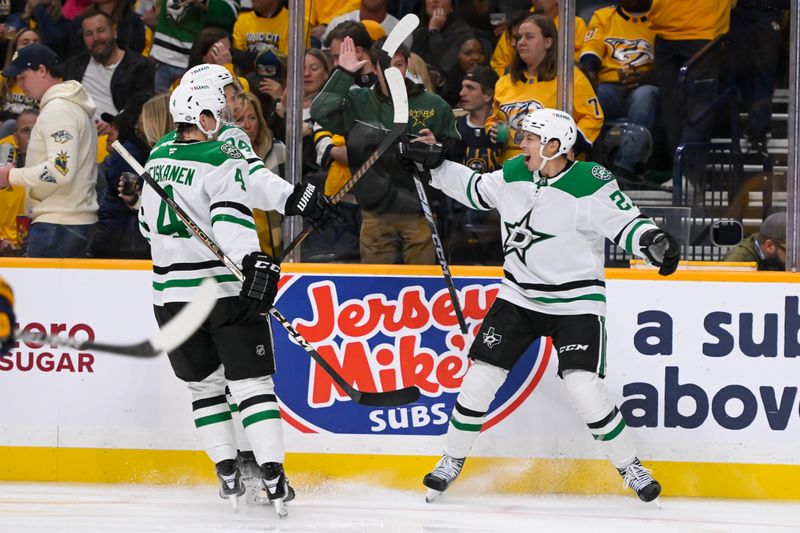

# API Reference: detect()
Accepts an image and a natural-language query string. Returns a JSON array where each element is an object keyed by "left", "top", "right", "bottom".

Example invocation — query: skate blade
[
  {"left": 273, "top": 498, "right": 288, "bottom": 518},
  {"left": 650, "top": 496, "right": 662, "bottom": 509},
  {"left": 228, "top": 494, "right": 240, "bottom": 514},
  {"left": 425, "top": 488, "right": 442, "bottom": 503}
]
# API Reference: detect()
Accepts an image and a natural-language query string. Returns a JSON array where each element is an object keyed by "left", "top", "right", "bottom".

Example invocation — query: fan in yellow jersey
[
  {"left": 487, "top": 15, "right": 603, "bottom": 163},
  {"left": 580, "top": 0, "right": 657, "bottom": 180},
  {"left": 232, "top": 0, "right": 290, "bottom": 57},
  {"left": 490, "top": 0, "right": 587, "bottom": 77},
  {"left": 0, "top": 277, "right": 15, "bottom": 355}
]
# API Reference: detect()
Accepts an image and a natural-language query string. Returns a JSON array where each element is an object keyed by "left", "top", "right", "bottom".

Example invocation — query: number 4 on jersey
[{"left": 157, "top": 184, "right": 192, "bottom": 238}]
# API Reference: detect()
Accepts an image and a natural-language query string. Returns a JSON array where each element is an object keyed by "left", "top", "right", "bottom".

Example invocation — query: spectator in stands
[
  {"left": 245, "top": 49, "right": 285, "bottom": 123},
  {"left": 647, "top": 0, "right": 733, "bottom": 163},
  {"left": 723, "top": 212, "right": 786, "bottom": 271},
  {"left": 0, "top": 44, "right": 98, "bottom": 257},
  {"left": 0, "top": 108, "right": 37, "bottom": 256},
  {"left": 305, "top": 0, "right": 360, "bottom": 44},
  {"left": 580, "top": 0, "right": 658, "bottom": 181},
  {"left": 311, "top": 36, "right": 459, "bottom": 264},
  {"left": 235, "top": 90, "right": 286, "bottom": 257},
  {"left": 438, "top": 31, "right": 489, "bottom": 106},
  {"left": 729, "top": 0, "right": 789, "bottom": 154},
  {"left": 489, "top": 10, "right": 527, "bottom": 77},
  {"left": 12, "top": 0, "right": 74, "bottom": 60},
  {"left": 61, "top": 8, "right": 155, "bottom": 136},
  {"left": 454, "top": 65, "right": 500, "bottom": 173},
  {"left": 136, "top": 91, "right": 173, "bottom": 147},
  {"left": 491, "top": 0, "right": 586, "bottom": 77},
  {"left": 488, "top": 15, "right": 603, "bottom": 162},
  {"left": 411, "top": 0, "right": 475, "bottom": 74},
  {"left": 232, "top": 0, "right": 291, "bottom": 75},
  {"left": 185, "top": 27, "right": 246, "bottom": 93},
  {"left": 323, "top": 0, "right": 403, "bottom": 46},
  {"left": 324, "top": 21, "right": 376, "bottom": 87},
  {"left": 91, "top": 91, "right": 151, "bottom": 258},
  {"left": 149, "top": 0, "right": 239, "bottom": 92},
  {"left": 0, "top": 29, "right": 41, "bottom": 138},
  {"left": 407, "top": 52, "right": 437, "bottom": 92},
  {"left": 62, "top": 0, "right": 93, "bottom": 21},
  {"left": 71, "top": 0, "right": 146, "bottom": 54}
]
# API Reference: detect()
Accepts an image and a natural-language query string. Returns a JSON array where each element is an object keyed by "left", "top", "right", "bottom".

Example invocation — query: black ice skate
[
  {"left": 261, "top": 462, "right": 295, "bottom": 518},
  {"left": 423, "top": 454, "right": 465, "bottom": 503},
  {"left": 215, "top": 459, "right": 246, "bottom": 513},
  {"left": 618, "top": 458, "right": 662, "bottom": 503}
]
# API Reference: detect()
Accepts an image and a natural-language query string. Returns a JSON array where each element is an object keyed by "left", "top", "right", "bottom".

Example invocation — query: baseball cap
[
  {"left": 3, "top": 43, "right": 58, "bottom": 78},
  {"left": 255, "top": 49, "right": 286, "bottom": 80},
  {"left": 759, "top": 212, "right": 786, "bottom": 242},
  {"left": 463, "top": 65, "right": 499, "bottom": 92},
  {"left": 361, "top": 19, "right": 387, "bottom": 41}
]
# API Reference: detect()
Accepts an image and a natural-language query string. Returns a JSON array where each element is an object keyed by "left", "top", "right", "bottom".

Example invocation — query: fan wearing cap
[
  {"left": 0, "top": 43, "right": 99, "bottom": 258},
  {"left": 452, "top": 65, "right": 500, "bottom": 174},
  {"left": 232, "top": 0, "right": 292, "bottom": 63},
  {"left": 724, "top": 212, "right": 787, "bottom": 270},
  {"left": 397, "top": 107, "right": 679, "bottom": 503}
]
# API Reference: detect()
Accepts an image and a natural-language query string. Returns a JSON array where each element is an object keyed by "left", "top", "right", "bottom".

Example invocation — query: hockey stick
[
  {"left": 410, "top": 166, "right": 468, "bottom": 334},
  {"left": 277, "top": 15, "right": 419, "bottom": 261},
  {"left": 112, "top": 141, "right": 420, "bottom": 407},
  {"left": 13, "top": 279, "right": 218, "bottom": 357}
]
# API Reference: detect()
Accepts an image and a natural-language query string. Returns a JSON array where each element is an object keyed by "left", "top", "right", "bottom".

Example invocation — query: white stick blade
[
  {"left": 382, "top": 14, "right": 419, "bottom": 57},
  {"left": 384, "top": 67, "right": 409, "bottom": 124},
  {"left": 149, "top": 279, "right": 218, "bottom": 353}
]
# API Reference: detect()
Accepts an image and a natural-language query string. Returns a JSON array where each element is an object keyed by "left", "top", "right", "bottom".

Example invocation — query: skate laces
[
  {"left": 620, "top": 461, "right": 655, "bottom": 492},
  {"left": 432, "top": 455, "right": 464, "bottom": 481}
]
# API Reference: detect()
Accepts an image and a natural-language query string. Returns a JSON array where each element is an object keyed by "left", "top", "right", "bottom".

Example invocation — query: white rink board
[{"left": 1, "top": 266, "right": 799, "bottom": 464}]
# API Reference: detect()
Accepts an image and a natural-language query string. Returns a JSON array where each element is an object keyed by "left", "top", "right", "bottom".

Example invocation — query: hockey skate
[
  {"left": 261, "top": 462, "right": 295, "bottom": 518},
  {"left": 423, "top": 455, "right": 465, "bottom": 503},
  {"left": 236, "top": 450, "right": 265, "bottom": 506},
  {"left": 618, "top": 458, "right": 661, "bottom": 503},
  {"left": 215, "top": 459, "right": 246, "bottom": 513}
]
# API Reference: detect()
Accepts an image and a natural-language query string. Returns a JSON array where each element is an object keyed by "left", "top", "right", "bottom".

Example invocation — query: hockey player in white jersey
[
  {"left": 397, "top": 108, "right": 680, "bottom": 504},
  {"left": 139, "top": 82, "right": 294, "bottom": 516}
]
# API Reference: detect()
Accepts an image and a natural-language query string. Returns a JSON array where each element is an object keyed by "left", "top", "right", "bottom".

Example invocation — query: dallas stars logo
[
  {"left": 482, "top": 327, "right": 502, "bottom": 349},
  {"left": 503, "top": 211, "right": 555, "bottom": 263}
]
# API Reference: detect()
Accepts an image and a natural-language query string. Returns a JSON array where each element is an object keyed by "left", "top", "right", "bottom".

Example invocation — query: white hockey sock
[
  {"left": 225, "top": 386, "right": 251, "bottom": 455},
  {"left": 561, "top": 369, "right": 637, "bottom": 469},
  {"left": 187, "top": 365, "right": 237, "bottom": 464},
  {"left": 227, "top": 375, "right": 285, "bottom": 465},
  {"left": 444, "top": 360, "right": 508, "bottom": 459}
]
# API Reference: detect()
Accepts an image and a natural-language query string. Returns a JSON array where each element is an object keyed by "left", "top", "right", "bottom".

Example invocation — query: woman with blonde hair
[{"left": 138, "top": 92, "right": 174, "bottom": 147}]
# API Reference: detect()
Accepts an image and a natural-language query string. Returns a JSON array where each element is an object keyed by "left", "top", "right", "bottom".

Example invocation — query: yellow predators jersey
[
  {"left": 233, "top": 7, "right": 292, "bottom": 55},
  {"left": 487, "top": 67, "right": 604, "bottom": 162},
  {"left": 491, "top": 15, "right": 587, "bottom": 77},
  {"left": 305, "top": 0, "right": 360, "bottom": 27},
  {"left": 648, "top": 0, "right": 733, "bottom": 41},
  {"left": 582, "top": 6, "right": 655, "bottom": 83}
]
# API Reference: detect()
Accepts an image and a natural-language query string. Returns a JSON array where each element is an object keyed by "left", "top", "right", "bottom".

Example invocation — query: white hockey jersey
[
  {"left": 155, "top": 123, "right": 294, "bottom": 212},
  {"left": 431, "top": 157, "right": 660, "bottom": 316},
  {"left": 139, "top": 138, "right": 260, "bottom": 305}
]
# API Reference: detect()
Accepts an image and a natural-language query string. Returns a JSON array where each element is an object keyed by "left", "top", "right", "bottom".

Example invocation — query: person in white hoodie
[{"left": 0, "top": 44, "right": 98, "bottom": 258}]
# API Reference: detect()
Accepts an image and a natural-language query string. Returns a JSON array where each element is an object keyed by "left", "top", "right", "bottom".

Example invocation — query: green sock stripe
[
  {"left": 229, "top": 403, "right": 238, "bottom": 412},
  {"left": 242, "top": 410, "right": 281, "bottom": 427},
  {"left": 593, "top": 418, "right": 626, "bottom": 441},
  {"left": 450, "top": 417, "right": 482, "bottom": 432},
  {"left": 195, "top": 411, "right": 232, "bottom": 428}
]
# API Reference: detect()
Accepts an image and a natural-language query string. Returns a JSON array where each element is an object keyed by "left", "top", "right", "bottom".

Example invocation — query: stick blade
[
  {"left": 356, "top": 386, "right": 421, "bottom": 407},
  {"left": 384, "top": 67, "right": 409, "bottom": 124},
  {"left": 382, "top": 14, "right": 419, "bottom": 57},
  {"left": 148, "top": 279, "right": 218, "bottom": 353}
]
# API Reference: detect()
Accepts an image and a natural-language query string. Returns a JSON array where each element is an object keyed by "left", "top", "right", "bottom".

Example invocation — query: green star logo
[{"left": 503, "top": 211, "right": 555, "bottom": 263}]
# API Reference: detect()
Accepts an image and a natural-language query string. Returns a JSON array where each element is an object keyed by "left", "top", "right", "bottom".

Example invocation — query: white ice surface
[{"left": 1, "top": 482, "right": 798, "bottom": 533}]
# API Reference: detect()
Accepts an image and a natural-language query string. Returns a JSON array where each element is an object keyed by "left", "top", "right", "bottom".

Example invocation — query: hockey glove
[
  {"left": 395, "top": 136, "right": 447, "bottom": 176},
  {"left": 240, "top": 252, "right": 281, "bottom": 313},
  {"left": 0, "top": 278, "right": 15, "bottom": 354},
  {"left": 640, "top": 229, "right": 680, "bottom": 276},
  {"left": 284, "top": 182, "right": 342, "bottom": 230}
]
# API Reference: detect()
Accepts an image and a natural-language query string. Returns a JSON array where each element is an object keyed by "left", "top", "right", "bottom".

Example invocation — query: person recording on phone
[{"left": 0, "top": 108, "right": 38, "bottom": 256}]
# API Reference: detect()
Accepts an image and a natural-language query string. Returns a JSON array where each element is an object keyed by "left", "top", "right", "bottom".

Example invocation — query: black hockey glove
[
  {"left": 240, "top": 252, "right": 281, "bottom": 313},
  {"left": 640, "top": 229, "right": 680, "bottom": 276},
  {"left": 395, "top": 136, "right": 447, "bottom": 176},
  {"left": 0, "top": 279, "right": 15, "bottom": 355},
  {"left": 284, "top": 182, "right": 342, "bottom": 230}
]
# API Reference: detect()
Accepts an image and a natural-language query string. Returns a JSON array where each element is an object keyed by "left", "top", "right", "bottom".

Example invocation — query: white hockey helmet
[
  {"left": 170, "top": 82, "right": 227, "bottom": 138},
  {"left": 520, "top": 108, "right": 578, "bottom": 170},
  {"left": 181, "top": 63, "right": 240, "bottom": 95}
]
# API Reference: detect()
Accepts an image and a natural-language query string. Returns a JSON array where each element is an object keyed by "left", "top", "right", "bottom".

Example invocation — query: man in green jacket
[
  {"left": 310, "top": 34, "right": 460, "bottom": 264},
  {"left": 723, "top": 212, "right": 786, "bottom": 270}
]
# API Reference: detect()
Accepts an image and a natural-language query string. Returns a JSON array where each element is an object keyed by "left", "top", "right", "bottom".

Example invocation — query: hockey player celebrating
[
  {"left": 0, "top": 277, "right": 15, "bottom": 355},
  {"left": 397, "top": 107, "right": 680, "bottom": 504},
  {"left": 138, "top": 82, "right": 293, "bottom": 516}
]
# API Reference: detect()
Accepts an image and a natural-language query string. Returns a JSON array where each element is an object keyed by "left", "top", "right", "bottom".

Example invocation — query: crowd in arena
[{"left": 0, "top": 0, "right": 790, "bottom": 267}]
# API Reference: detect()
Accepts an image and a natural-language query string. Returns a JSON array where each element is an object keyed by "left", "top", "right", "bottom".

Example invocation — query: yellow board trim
[
  {"left": 1, "top": 257, "right": 799, "bottom": 283},
  {"left": 1, "top": 446, "right": 798, "bottom": 500}
]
